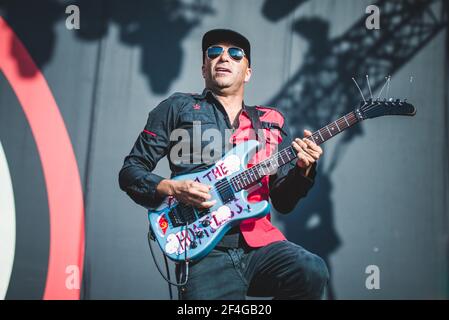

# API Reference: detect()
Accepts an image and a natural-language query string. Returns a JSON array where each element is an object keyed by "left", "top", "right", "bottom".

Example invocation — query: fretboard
[{"left": 229, "top": 110, "right": 360, "bottom": 192}]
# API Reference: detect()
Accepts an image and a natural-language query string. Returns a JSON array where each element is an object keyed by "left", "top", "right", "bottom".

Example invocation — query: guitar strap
[
  {"left": 245, "top": 105, "right": 265, "bottom": 147},
  {"left": 217, "top": 106, "right": 265, "bottom": 249}
]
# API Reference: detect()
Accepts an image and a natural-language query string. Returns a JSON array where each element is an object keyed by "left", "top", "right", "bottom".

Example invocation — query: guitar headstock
[{"left": 356, "top": 99, "right": 416, "bottom": 120}]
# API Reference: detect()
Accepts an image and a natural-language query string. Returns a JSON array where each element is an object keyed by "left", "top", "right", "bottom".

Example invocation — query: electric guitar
[{"left": 148, "top": 99, "right": 416, "bottom": 262}]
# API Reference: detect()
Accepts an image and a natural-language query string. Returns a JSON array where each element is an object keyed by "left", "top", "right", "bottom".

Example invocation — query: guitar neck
[{"left": 230, "top": 110, "right": 361, "bottom": 192}]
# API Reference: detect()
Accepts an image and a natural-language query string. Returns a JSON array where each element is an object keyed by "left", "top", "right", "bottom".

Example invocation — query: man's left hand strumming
[{"left": 292, "top": 129, "right": 323, "bottom": 177}]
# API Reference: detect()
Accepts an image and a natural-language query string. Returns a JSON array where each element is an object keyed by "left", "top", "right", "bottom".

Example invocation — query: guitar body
[{"left": 148, "top": 140, "right": 270, "bottom": 262}]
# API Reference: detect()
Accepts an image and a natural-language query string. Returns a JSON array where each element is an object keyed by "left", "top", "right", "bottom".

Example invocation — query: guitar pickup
[
  {"left": 215, "top": 178, "right": 235, "bottom": 204},
  {"left": 197, "top": 208, "right": 210, "bottom": 218},
  {"left": 167, "top": 203, "right": 197, "bottom": 227}
]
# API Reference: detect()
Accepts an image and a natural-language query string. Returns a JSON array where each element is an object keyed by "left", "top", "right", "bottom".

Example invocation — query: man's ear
[
  {"left": 244, "top": 66, "right": 252, "bottom": 83},
  {"left": 202, "top": 64, "right": 206, "bottom": 79}
]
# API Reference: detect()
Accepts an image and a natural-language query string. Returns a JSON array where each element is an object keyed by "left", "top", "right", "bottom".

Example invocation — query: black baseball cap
[{"left": 202, "top": 29, "right": 251, "bottom": 66}]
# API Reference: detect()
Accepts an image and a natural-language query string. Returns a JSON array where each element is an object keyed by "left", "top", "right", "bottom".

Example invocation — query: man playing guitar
[{"left": 119, "top": 29, "right": 329, "bottom": 300}]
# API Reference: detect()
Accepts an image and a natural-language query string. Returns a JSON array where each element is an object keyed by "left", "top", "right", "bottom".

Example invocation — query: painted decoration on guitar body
[
  {"left": 159, "top": 154, "right": 245, "bottom": 256},
  {"left": 197, "top": 154, "right": 241, "bottom": 182},
  {"left": 149, "top": 140, "right": 272, "bottom": 261},
  {"left": 163, "top": 200, "right": 245, "bottom": 255}
]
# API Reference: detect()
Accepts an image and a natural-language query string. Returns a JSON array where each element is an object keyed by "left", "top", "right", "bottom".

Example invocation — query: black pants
[{"left": 176, "top": 240, "right": 329, "bottom": 300}]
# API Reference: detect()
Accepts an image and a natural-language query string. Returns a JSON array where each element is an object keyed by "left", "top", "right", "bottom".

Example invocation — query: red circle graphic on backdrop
[{"left": 0, "top": 17, "right": 85, "bottom": 300}]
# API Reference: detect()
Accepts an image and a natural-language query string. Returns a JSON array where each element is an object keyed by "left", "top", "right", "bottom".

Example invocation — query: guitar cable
[{"left": 147, "top": 222, "right": 190, "bottom": 300}]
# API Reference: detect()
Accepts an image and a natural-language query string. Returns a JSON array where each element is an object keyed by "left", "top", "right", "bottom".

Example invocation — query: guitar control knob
[
  {"left": 195, "top": 230, "right": 204, "bottom": 238},
  {"left": 190, "top": 241, "right": 197, "bottom": 249},
  {"left": 201, "top": 219, "right": 210, "bottom": 227}
]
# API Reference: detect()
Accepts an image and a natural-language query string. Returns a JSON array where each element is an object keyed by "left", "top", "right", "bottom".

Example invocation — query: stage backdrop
[{"left": 0, "top": 0, "right": 448, "bottom": 299}]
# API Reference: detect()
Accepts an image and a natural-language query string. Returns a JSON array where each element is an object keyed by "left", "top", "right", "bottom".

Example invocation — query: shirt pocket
[
  {"left": 174, "top": 110, "right": 221, "bottom": 164},
  {"left": 177, "top": 110, "right": 216, "bottom": 127}
]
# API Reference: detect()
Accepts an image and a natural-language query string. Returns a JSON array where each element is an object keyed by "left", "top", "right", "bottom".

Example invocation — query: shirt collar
[
  {"left": 191, "top": 88, "right": 212, "bottom": 100},
  {"left": 195, "top": 88, "right": 248, "bottom": 111}
]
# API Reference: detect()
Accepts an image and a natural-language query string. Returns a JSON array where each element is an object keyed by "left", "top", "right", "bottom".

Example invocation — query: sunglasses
[{"left": 206, "top": 46, "right": 246, "bottom": 62}]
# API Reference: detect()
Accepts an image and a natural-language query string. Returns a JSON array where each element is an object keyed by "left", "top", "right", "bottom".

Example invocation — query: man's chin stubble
[{"left": 212, "top": 80, "right": 232, "bottom": 89}]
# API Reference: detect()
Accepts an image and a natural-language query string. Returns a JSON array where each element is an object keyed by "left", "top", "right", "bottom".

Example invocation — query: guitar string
[
  {"left": 232, "top": 110, "right": 362, "bottom": 188},
  {"left": 214, "top": 100, "right": 399, "bottom": 195},
  {"left": 173, "top": 100, "right": 399, "bottom": 222},
  {"left": 231, "top": 113, "right": 359, "bottom": 190},
  {"left": 170, "top": 104, "right": 390, "bottom": 227},
  {"left": 167, "top": 101, "right": 407, "bottom": 253}
]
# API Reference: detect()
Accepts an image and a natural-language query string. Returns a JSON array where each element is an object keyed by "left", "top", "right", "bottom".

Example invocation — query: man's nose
[{"left": 218, "top": 49, "right": 231, "bottom": 62}]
